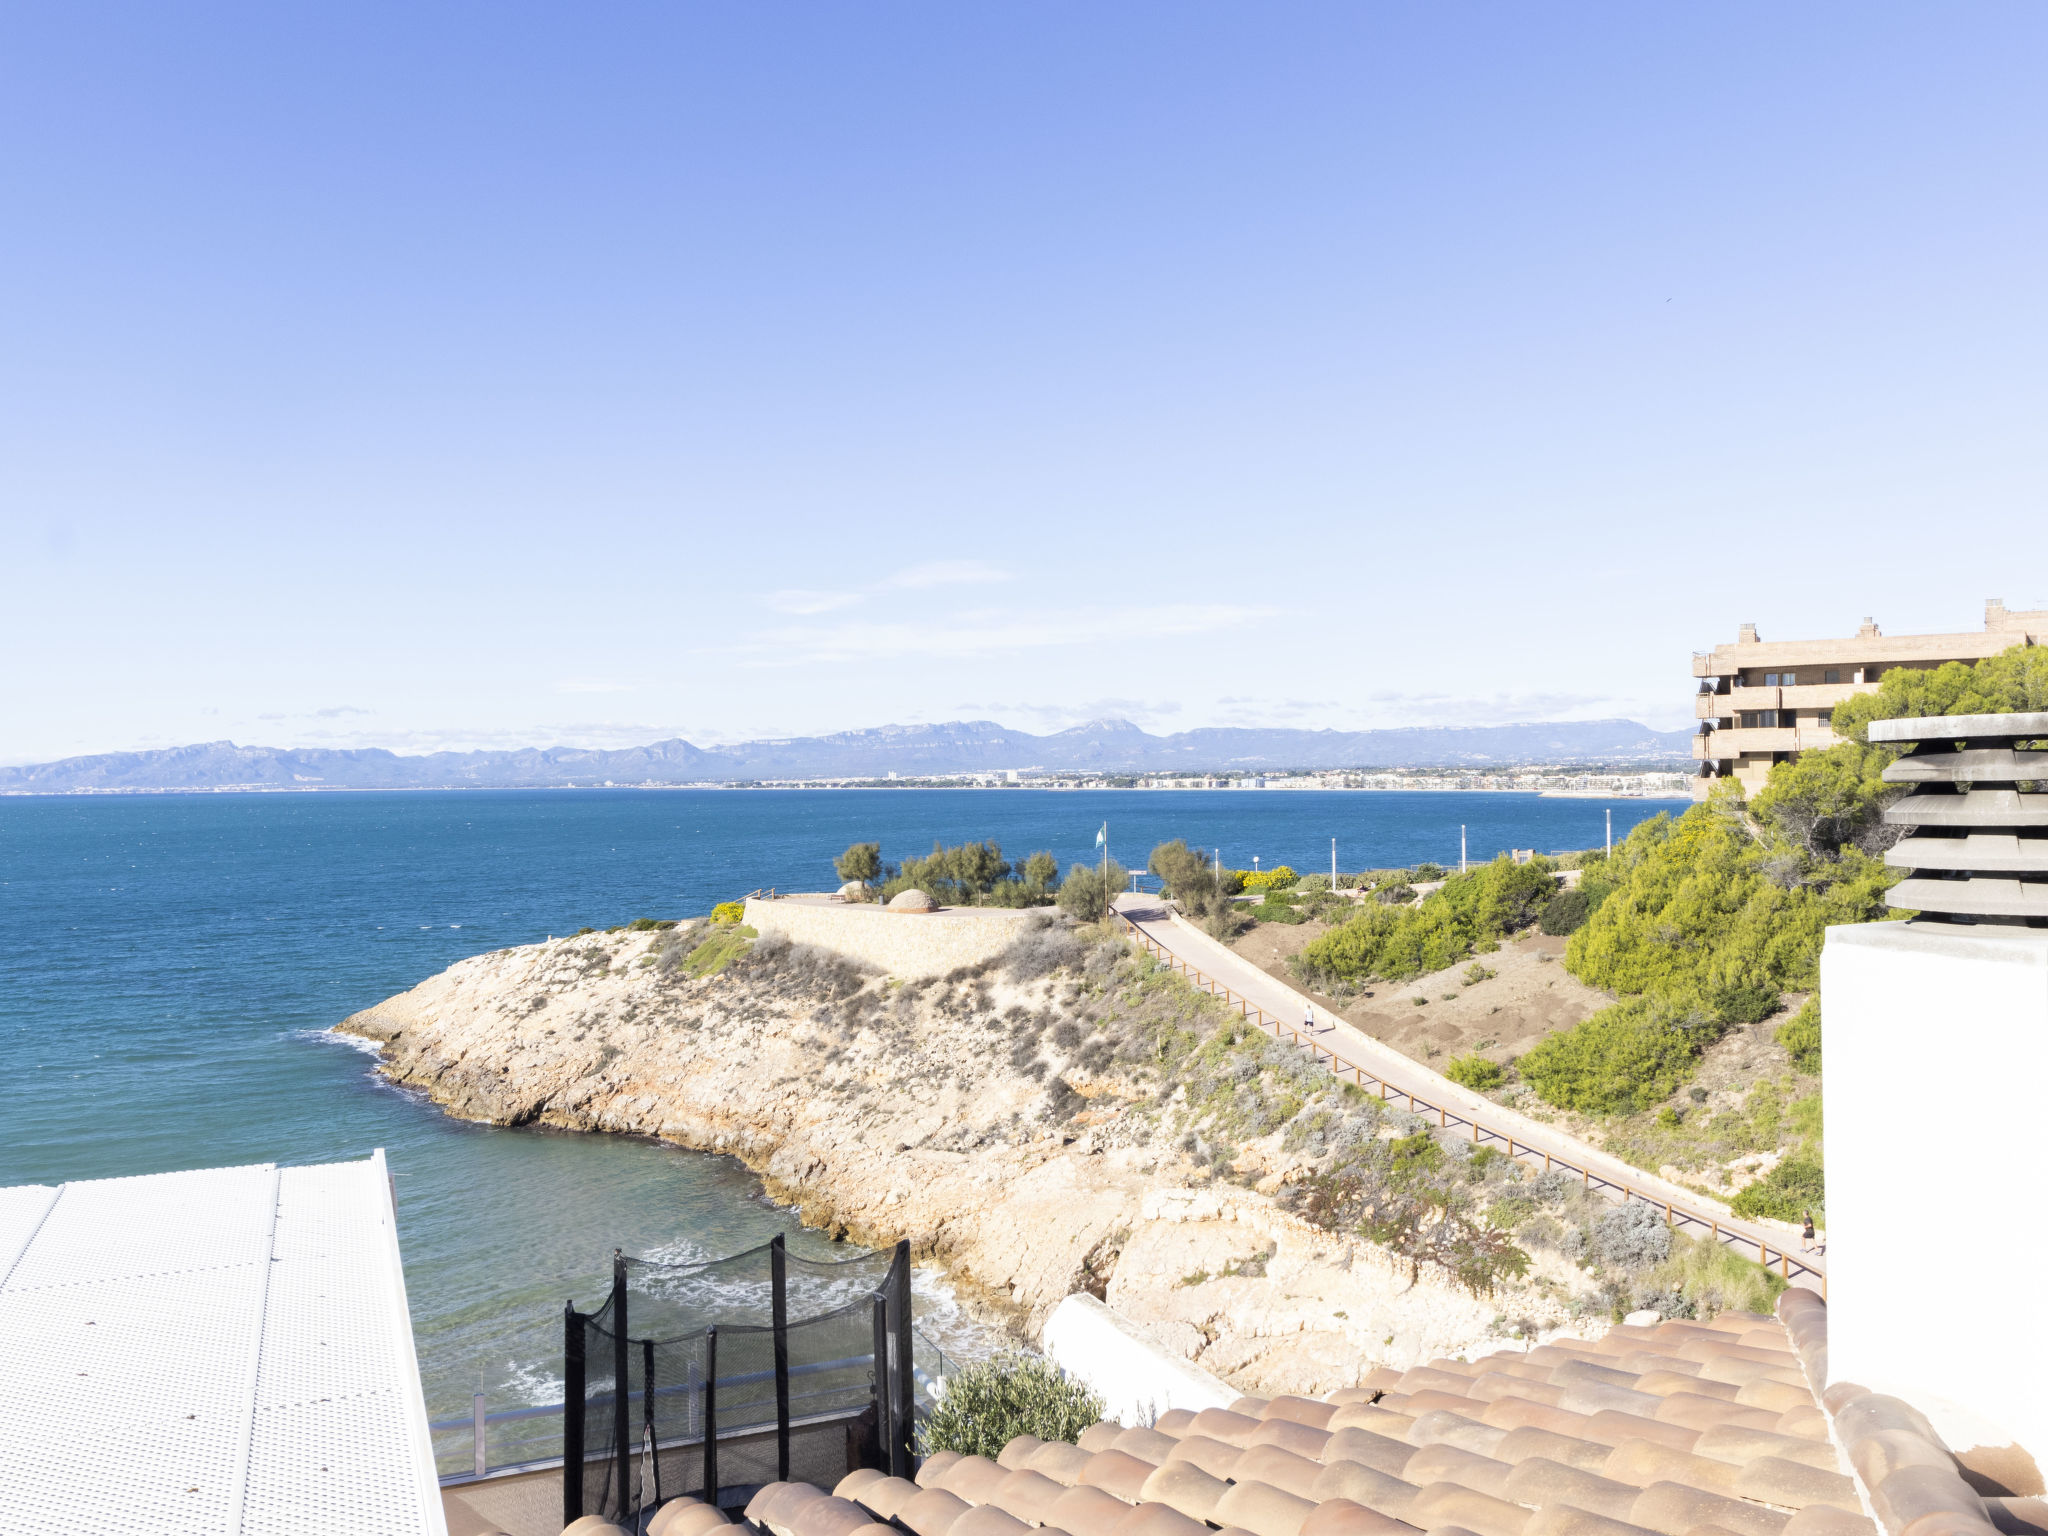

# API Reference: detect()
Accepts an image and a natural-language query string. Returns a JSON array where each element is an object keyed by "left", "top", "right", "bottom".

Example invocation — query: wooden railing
[{"left": 1111, "top": 909, "right": 1825, "bottom": 1291}]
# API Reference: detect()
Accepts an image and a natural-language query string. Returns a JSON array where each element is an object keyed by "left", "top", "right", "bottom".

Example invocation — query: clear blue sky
[{"left": 3, "top": 5, "right": 2044, "bottom": 763}]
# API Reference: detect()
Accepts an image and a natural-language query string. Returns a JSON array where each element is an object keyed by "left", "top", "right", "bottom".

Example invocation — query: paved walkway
[{"left": 1111, "top": 894, "right": 1824, "bottom": 1292}]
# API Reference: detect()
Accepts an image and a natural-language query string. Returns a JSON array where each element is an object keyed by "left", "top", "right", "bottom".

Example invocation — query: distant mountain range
[{"left": 0, "top": 718, "right": 1693, "bottom": 793}]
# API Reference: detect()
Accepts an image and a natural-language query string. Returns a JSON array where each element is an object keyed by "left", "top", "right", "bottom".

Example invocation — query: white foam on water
[{"left": 293, "top": 1026, "right": 387, "bottom": 1057}]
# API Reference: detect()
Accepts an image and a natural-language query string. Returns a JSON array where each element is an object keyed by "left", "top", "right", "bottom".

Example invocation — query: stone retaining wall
[{"left": 742, "top": 897, "right": 1041, "bottom": 979}]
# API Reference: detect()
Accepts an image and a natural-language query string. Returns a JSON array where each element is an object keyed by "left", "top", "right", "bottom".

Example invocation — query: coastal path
[{"left": 1109, "top": 894, "right": 1825, "bottom": 1294}]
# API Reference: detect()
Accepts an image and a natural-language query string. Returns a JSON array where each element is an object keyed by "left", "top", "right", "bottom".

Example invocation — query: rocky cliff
[{"left": 341, "top": 918, "right": 1605, "bottom": 1394}]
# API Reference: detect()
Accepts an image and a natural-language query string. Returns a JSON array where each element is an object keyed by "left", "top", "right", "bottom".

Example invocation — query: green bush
[
  {"left": 1295, "top": 854, "right": 1559, "bottom": 986},
  {"left": 1643, "top": 1230, "right": 1787, "bottom": 1317},
  {"left": 710, "top": 901, "right": 747, "bottom": 924},
  {"left": 1730, "top": 1157, "right": 1825, "bottom": 1223},
  {"left": 1539, "top": 886, "right": 1591, "bottom": 936},
  {"left": 1444, "top": 1054, "right": 1505, "bottom": 1092},
  {"left": 917, "top": 1353, "right": 1105, "bottom": 1459},
  {"left": 683, "top": 924, "right": 756, "bottom": 977},
  {"left": 1777, "top": 999, "right": 1821, "bottom": 1075},
  {"left": 1056, "top": 861, "right": 1128, "bottom": 924},
  {"left": 1516, "top": 998, "right": 1706, "bottom": 1114},
  {"left": 1251, "top": 898, "right": 1306, "bottom": 925}
]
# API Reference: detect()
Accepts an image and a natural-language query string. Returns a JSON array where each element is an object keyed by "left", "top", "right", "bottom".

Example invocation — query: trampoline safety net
[{"left": 563, "top": 1235, "right": 927, "bottom": 1529}]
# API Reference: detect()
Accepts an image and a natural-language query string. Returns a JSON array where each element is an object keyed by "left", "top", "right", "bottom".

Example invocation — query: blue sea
[{"left": 0, "top": 788, "right": 1683, "bottom": 1451}]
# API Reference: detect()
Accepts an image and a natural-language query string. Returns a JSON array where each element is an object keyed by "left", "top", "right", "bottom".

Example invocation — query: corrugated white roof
[{"left": 0, "top": 1152, "right": 447, "bottom": 1536}]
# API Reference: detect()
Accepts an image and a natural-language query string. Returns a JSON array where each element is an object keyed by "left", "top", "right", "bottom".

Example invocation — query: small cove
[{"left": 0, "top": 786, "right": 1683, "bottom": 1451}]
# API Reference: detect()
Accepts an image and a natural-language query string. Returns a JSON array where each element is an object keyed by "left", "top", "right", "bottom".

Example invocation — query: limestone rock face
[
  {"left": 337, "top": 926, "right": 1595, "bottom": 1389},
  {"left": 887, "top": 888, "right": 937, "bottom": 912}
]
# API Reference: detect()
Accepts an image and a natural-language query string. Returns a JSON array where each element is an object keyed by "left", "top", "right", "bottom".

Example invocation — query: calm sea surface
[{"left": 0, "top": 788, "right": 1684, "bottom": 1438}]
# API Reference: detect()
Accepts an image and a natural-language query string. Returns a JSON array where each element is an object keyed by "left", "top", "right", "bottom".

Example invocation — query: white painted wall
[
  {"left": 1040, "top": 1293, "right": 1239, "bottom": 1427},
  {"left": 1821, "top": 921, "right": 2048, "bottom": 1463}
]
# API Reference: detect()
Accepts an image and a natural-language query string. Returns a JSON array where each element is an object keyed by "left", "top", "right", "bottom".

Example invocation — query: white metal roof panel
[{"left": 0, "top": 1153, "right": 446, "bottom": 1536}]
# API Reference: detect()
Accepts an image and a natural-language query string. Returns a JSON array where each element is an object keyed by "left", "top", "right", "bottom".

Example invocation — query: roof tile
[
  {"left": 1138, "top": 1458, "right": 1232, "bottom": 1524},
  {"left": 1602, "top": 1441, "right": 1743, "bottom": 1496},
  {"left": 1493, "top": 1429, "right": 1619, "bottom": 1474},
  {"left": 1298, "top": 1496, "right": 1424, "bottom": 1536},
  {"left": 1404, "top": 1480, "right": 1535, "bottom": 1536},
  {"left": 1214, "top": 1479, "right": 1321, "bottom": 1536},
  {"left": 1193, "top": 1409, "right": 1269, "bottom": 1448},
  {"left": 1503, "top": 1459, "right": 1646, "bottom": 1520},
  {"left": 1408, "top": 1412, "right": 1510, "bottom": 1457},
  {"left": 1111, "top": 1428, "right": 1177, "bottom": 1465},
  {"left": 1104, "top": 1501, "right": 1211, "bottom": 1536},
  {"left": 1162, "top": 1433, "right": 1246, "bottom": 1481},
  {"left": 1254, "top": 1418, "right": 1335, "bottom": 1460},
  {"left": 1310, "top": 1461, "right": 1423, "bottom": 1520},
  {"left": 1522, "top": 1503, "right": 1666, "bottom": 1536},
  {"left": 1026, "top": 1443, "right": 1097, "bottom": 1487},
  {"left": 1583, "top": 1413, "right": 1702, "bottom": 1454},
  {"left": 1265, "top": 1397, "right": 1341, "bottom": 1430},
  {"left": 1047, "top": 1485, "right": 1135, "bottom": 1536},
  {"left": 1234, "top": 1445, "right": 1332, "bottom": 1500},
  {"left": 1692, "top": 1427, "right": 1842, "bottom": 1474},
  {"left": 1628, "top": 1481, "right": 1790, "bottom": 1536},
  {"left": 1403, "top": 1445, "right": 1513, "bottom": 1500},
  {"left": 1731, "top": 1457, "right": 1860, "bottom": 1512},
  {"left": 1079, "top": 1451, "right": 1157, "bottom": 1504},
  {"left": 951, "top": 1506, "right": 1035, "bottom": 1536},
  {"left": 899, "top": 1487, "right": 975, "bottom": 1536},
  {"left": 991, "top": 1469, "right": 1073, "bottom": 1526},
  {"left": 1326, "top": 1427, "right": 1427, "bottom": 1478},
  {"left": 939, "top": 1457, "right": 1015, "bottom": 1505},
  {"left": 850, "top": 1476, "right": 922, "bottom": 1521},
  {"left": 1001, "top": 1438, "right": 1047, "bottom": 1471}
]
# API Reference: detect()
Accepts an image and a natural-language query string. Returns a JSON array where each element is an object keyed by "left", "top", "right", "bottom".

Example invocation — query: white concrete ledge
[{"left": 1040, "top": 1293, "right": 1238, "bottom": 1427}]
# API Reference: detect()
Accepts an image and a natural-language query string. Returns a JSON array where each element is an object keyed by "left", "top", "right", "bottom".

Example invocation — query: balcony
[
  {"left": 1691, "top": 726, "right": 1842, "bottom": 759},
  {"left": 1695, "top": 693, "right": 1734, "bottom": 721}
]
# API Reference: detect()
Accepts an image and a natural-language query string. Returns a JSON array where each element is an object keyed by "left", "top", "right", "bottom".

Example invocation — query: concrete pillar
[{"left": 1820, "top": 919, "right": 2048, "bottom": 1467}]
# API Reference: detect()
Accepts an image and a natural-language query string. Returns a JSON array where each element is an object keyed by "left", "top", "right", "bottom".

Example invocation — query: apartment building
[{"left": 1691, "top": 598, "right": 2045, "bottom": 797}]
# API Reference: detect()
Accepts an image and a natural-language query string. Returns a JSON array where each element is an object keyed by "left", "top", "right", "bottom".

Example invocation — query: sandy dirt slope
[{"left": 1228, "top": 922, "right": 1610, "bottom": 1069}]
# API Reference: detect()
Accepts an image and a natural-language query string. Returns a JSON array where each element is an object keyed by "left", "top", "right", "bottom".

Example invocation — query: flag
[{"left": 1095, "top": 823, "right": 1107, "bottom": 849}]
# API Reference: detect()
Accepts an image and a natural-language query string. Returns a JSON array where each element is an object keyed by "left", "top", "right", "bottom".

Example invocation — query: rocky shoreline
[{"left": 341, "top": 918, "right": 1608, "bottom": 1395}]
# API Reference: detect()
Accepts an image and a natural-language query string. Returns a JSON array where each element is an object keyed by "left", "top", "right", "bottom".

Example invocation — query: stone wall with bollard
[{"left": 742, "top": 897, "right": 1044, "bottom": 979}]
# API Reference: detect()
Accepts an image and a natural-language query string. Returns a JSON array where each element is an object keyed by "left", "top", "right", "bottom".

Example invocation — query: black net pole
[
  {"left": 771, "top": 1234, "right": 791, "bottom": 1481},
  {"left": 613, "top": 1251, "right": 632, "bottom": 1524},
  {"left": 890, "top": 1240, "right": 914, "bottom": 1476},
  {"left": 888, "top": 1236, "right": 913, "bottom": 1482},
  {"left": 870, "top": 1293, "right": 890, "bottom": 1473},
  {"left": 702, "top": 1325, "right": 719, "bottom": 1508},
  {"left": 563, "top": 1302, "right": 586, "bottom": 1528},
  {"left": 643, "top": 1336, "right": 659, "bottom": 1511}
]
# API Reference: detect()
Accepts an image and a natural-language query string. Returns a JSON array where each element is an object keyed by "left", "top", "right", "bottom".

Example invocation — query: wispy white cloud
[
  {"left": 553, "top": 680, "right": 638, "bottom": 695},
  {"left": 881, "top": 559, "right": 1010, "bottom": 591},
  {"left": 315, "top": 705, "right": 373, "bottom": 718},
  {"left": 768, "top": 588, "right": 862, "bottom": 616}
]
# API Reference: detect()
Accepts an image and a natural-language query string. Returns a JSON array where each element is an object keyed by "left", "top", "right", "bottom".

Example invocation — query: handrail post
[
  {"left": 642, "top": 1337, "right": 658, "bottom": 1510},
  {"left": 473, "top": 1392, "right": 486, "bottom": 1479}
]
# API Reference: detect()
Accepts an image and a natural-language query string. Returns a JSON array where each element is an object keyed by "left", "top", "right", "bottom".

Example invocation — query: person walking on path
[
  {"left": 1801, "top": 1212, "right": 1816, "bottom": 1252},
  {"left": 1305, "top": 1002, "right": 1321, "bottom": 1035}
]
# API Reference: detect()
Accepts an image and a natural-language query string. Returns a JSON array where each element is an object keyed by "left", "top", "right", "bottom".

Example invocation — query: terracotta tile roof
[{"left": 644, "top": 1293, "right": 2029, "bottom": 1536}]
